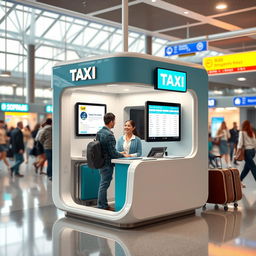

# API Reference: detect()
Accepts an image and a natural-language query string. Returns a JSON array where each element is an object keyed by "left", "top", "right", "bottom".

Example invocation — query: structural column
[
  {"left": 26, "top": 44, "right": 35, "bottom": 103},
  {"left": 145, "top": 36, "right": 152, "bottom": 55},
  {"left": 122, "top": 0, "right": 128, "bottom": 52}
]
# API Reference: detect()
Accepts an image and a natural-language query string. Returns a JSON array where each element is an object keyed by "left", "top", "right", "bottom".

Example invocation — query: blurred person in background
[
  {"left": 216, "top": 121, "right": 231, "bottom": 167},
  {"left": 38, "top": 118, "right": 52, "bottom": 180},
  {"left": 229, "top": 122, "right": 239, "bottom": 165},
  {"left": 33, "top": 123, "right": 46, "bottom": 175},
  {"left": 0, "top": 120, "right": 10, "bottom": 170},
  {"left": 10, "top": 121, "right": 24, "bottom": 177},
  {"left": 236, "top": 120, "right": 256, "bottom": 188},
  {"left": 23, "top": 125, "right": 33, "bottom": 164}
]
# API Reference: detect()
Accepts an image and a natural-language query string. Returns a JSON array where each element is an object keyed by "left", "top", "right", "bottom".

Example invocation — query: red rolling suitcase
[{"left": 207, "top": 168, "right": 235, "bottom": 211}]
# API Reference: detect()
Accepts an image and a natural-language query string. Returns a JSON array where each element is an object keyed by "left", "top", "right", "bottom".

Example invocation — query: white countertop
[{"left": 112, "top": 156, "right": 185, "bottom": 165}]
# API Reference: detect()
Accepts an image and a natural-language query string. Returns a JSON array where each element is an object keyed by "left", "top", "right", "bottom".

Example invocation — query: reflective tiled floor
[{"left": 0, "top": 158, "right": 256, "bottom": 255}]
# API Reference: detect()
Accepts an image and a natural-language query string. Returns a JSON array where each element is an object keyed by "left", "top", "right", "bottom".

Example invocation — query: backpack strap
[{"left": 95, "top": 132, "right": 99, "bottom": 141}]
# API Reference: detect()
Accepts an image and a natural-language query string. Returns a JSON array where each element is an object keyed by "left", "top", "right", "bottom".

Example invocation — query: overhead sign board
[
  {"left": 208, "top": 98, "right": 216, "bottom": 108},
  {"left": 45, "top": 105, "right": 53, "bottom": 113},
  {"left": 0, "top": 103, "right": 29, "bottom": 112},
  {"left": 233, "top": 96, "right": 256, "bottom": 106},
  {"left": 203, "top": 51, "right": 256, "bottom": 75},
  {"left": 155, "top": 68, "right": 187, "bottom": 92},
  {"left": 165, "top": 41, "right": 207, "bottom": 56}
]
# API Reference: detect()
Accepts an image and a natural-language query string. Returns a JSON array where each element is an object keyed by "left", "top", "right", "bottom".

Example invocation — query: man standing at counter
[{"left": 97, "top": 112, "right": 126, "bottom": 211}]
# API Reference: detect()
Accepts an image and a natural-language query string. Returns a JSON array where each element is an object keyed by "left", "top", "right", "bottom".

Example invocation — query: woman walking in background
[
  {"left": 0, "top": 120, "right": 10, "bottom": 170},
  {"left": 23, "top": 125, "right": 33, "bottom": 164},
  {"left": 236, "top": 120, "right": 256, "bottom": 188},
  {"left": 216, "top": 121, "right": 231, "bottom": 167}
]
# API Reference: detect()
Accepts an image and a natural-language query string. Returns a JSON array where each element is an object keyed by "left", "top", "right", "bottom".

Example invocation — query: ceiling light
[
  {"left": 234, "top": 89, "right": 243, "bottom": 94},
  {"left": 151, "top": 0, "right": 157, "bottom": 2},
  {"left": 216, "top": 3, "right": 227, "bottom": 10},
  {"left": 184, "top": 11, "right": 189, "bottom": 14},
  {"left": 0, "top": 71, "right": 11, "bottom": 77},
  {"left": 237, "top": 77, "right": 246, "bottom": 81},
  {"left": 124, "top": 88, "right": 130, "bottom": 92},
  {"left": 213, "top": 90, "right": 223, "bottom": 95}
]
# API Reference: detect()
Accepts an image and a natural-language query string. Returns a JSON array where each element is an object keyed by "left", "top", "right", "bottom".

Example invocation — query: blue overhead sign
[
  {"left": 155, "top": 68, "right": 187, "bottom": 92},
  {"left": 165, "top": 41, "right": 208, "bottom": 56},
  {"left": 208, "top": 98, "right": 216, "bottom": 108},
  {"left": 233, "top": 96, "right": 256, "bottom": 106}
]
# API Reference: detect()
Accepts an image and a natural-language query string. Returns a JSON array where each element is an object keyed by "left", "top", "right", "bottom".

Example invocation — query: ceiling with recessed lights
[{"left": 34, "top": 0, "right": 256, "bottom": 90}]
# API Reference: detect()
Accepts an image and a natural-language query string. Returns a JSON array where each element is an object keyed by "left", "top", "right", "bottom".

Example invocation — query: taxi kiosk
[{"left": 52, "top": 53, "right": 208, "bottom": 228}]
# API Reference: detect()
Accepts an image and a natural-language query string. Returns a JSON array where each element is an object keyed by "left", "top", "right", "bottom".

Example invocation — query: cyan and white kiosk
[{"left": 52, "top": 53, "right": 208, "bottom": 228}]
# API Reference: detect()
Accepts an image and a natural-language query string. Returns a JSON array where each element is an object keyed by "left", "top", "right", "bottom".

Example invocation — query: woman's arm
[
  {"left": 116, "top": 137, "right": 124, "bottom": 152},
  {"left": 237, "top": 131, "right": 243, "bottom": 149}
]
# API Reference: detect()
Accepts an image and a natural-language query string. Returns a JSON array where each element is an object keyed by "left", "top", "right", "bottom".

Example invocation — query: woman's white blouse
[{"left": 123, "top": 134, "right": 136, "bottom": 156}]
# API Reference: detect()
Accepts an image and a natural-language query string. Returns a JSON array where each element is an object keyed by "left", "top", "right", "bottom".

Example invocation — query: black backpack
[{"left": 86, "top": 134, "right": 105, "bottom": 169}]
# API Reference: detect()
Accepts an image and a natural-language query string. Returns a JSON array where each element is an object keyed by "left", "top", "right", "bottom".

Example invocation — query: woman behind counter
[{"left": 117, "top": 120, "right": 142, "bottom": 157}]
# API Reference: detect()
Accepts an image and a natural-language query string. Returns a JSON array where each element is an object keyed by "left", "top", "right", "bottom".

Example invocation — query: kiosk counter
[{"left": 52, "top": 53, "right": 208, "bottom": 228}]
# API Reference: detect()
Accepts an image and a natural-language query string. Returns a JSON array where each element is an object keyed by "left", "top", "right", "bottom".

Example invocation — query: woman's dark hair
[
  {"left": 25, "top": 125, "right": 31, "bottom": 131},
  {"left": 242, "top": 120, "right": 254, "bottom": 138},
  {"left": 125, "top": 120, "right": 139, "bottom": 137}
]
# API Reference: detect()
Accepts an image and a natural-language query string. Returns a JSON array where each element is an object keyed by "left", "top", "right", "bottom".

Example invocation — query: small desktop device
[{"left": 147, "top": 147, "right": 167, "bottom": 158}]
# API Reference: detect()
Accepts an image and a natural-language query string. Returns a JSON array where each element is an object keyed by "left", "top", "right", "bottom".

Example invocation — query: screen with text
[
  {"left": 75, "top": 102, "right": 106, "bottom": 136},
  {"left": 146, "top": 101, "right": 181, "bottom": 142}
]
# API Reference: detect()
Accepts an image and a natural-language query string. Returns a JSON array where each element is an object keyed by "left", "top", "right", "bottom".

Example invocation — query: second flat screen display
[
  {"left": 146, "top": 101, "right": 181, "bottom": 142},
  {"left": 75, "top": 102, "right": 106, "bottom": 136}
]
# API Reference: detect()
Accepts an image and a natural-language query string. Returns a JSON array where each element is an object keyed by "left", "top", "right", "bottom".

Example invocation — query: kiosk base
[{"left": 65, "top": 209, "right": 196, "bottom": 229}]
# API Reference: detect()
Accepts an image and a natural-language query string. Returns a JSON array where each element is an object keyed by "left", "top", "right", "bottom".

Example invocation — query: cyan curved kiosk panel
[{"left": 52, "top": 53, "right": 208, "bottom": 228}]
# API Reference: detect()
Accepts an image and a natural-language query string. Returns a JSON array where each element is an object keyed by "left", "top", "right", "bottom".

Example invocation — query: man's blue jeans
[
  {"left": 97, "top": 166, "right": 113, "bottom": 209},
  {"left": 12, "top": 153, "right": 24, "bottom": 174},
  {"left": 45, "top": 149, "right": 52, "bottom": 178}
]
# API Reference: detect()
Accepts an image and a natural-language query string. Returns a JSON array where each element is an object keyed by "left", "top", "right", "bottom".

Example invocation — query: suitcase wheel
[
  {"left": 224, "top": 205, "right": 228, "bottom": 211},
  {"left": 234, "top": 202, "right": 238, "bottom": 208},
  {"left": 214, "top": 204, "right": 219, "bottom": 210},
  {"left": 202, "top": 204, "right": 206, "bottom": 210}
]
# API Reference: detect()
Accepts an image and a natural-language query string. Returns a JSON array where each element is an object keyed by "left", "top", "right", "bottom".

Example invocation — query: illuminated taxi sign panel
[
  {"left": 45, "top": 105, "right": 53, "bottom": 113},
  {"left": 0, "top": 103, "right": 29, "bottom": 112},
  {"left": 155, "top": 68, "right": 187, "bottom": 92},
  {"left": 203, "top": 51, "right": 256, "bottom": 75}
]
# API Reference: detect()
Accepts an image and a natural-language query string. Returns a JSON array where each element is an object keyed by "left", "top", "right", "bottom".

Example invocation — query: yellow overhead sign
[{"left": 203, "top": 51, "right": 256, "bottom": 75}]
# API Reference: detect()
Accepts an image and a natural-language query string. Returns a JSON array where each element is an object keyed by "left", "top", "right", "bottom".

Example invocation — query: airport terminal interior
[{"left": 0, "top": 0, "right": 256, "bottom": 255}]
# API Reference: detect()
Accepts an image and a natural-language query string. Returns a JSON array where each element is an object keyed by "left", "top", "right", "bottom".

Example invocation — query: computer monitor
[
  {"left": 147, "top": 147, "right": 167, "bottom": 158},
  {"left": 145, "top": 101, "right": 181, "bottom": 142},
  {"left": 75, "top": 102, "right": 106, "bottom": 136}
]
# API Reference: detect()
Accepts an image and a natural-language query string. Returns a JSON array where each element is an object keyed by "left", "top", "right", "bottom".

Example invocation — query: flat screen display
[
  {"left": 146, "top": 101, "right": 181, "bottom": 142},
  {"left": 75, "top": 102, "right": 106, "bottom": 136}
]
